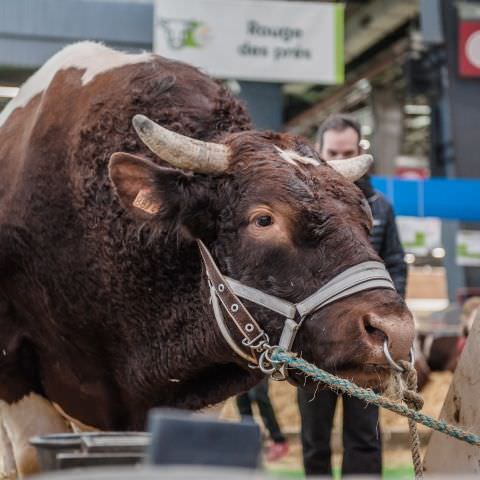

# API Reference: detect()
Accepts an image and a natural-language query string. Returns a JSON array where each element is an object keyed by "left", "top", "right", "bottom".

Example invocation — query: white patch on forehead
[
  {"left": 274, "top": 146, "right": 320, "bottom": 168},
  {"left": 274, "top": 146, "right": 297, "bottom": 166},
  {"left": 0, "top": 41, "right": 153, "bottom": 127}
]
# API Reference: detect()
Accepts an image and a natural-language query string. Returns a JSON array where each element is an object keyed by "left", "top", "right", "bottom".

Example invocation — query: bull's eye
[{"left": 255, "top": 215, "right": 273, "bottom": 227}]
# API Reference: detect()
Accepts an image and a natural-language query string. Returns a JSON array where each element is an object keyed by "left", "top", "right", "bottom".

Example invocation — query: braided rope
[
  {"left": 398, "top": 360, "right": 424, "bottom": 479},
  {"left": 271, "top": 349, "right": 480, "bottom": 446}
]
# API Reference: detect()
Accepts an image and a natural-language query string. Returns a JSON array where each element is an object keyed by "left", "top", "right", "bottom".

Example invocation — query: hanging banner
[
  {"left": 154, "top": 0, "right": 344, "bottom": 84},
  {"left": 457, "top": 230, "right": 480, "bottom": 266},
  {"left": 396, "top": 216, "right": 442, "bottom": 256}
]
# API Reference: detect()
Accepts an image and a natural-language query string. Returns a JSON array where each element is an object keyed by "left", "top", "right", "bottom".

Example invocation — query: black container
[{"left": 147, "top": 409, "right": 261, "bottom": 469}]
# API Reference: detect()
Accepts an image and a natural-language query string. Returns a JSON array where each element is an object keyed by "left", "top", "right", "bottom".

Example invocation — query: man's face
[{"left": 318, "top": 127, "right": 361, "bottom": 161}]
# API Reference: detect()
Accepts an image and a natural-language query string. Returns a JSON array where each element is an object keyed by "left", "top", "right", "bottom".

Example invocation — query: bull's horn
[
  {"left": 327, "top": 154, "right": 373, "bottom": 181},
  {"left": 132, "top": 114, "right": 230, "bottom": 173}
]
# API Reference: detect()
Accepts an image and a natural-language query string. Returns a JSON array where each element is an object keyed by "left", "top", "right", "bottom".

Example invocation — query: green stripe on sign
[{"left": 335, "top": 4, "right": 345, "bottom": 84}]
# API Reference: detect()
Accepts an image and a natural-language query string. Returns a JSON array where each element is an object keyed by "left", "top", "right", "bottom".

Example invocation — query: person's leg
[
  {"left": 342, "top": 396, "right": 382, "bottom": 477},
  {"left": 297, "top": 388, "right": 338, "bottom": 477},
  {"left": 236, "top": 392, "right": 253, "bottom": 418},
  {"left": 250, "top": 380, "right": 285, "bottom": 443}
]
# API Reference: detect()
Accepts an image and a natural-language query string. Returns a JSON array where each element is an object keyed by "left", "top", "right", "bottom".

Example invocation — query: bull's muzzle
[{"left": 362, "top": 312, "right": 415, "bottom": 367}]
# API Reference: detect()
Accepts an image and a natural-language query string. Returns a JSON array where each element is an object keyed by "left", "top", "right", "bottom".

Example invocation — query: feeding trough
[{"left": 30, "top": 432, "right": 150, "bottom": 471}]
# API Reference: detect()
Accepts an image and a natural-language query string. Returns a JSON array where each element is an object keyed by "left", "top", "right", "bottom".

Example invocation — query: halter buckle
[{"left": 242, "top": 331, "right": 270, "bottom": 351}]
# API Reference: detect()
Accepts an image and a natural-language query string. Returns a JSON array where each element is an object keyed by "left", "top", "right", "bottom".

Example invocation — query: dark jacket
[{"left": 356, "top": 176, "right": 407, "bottom": 297}]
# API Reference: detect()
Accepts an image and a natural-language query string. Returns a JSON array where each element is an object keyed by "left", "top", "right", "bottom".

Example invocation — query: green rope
[{"left": 271, "top": 349, "right": 480, "bottom": 447}]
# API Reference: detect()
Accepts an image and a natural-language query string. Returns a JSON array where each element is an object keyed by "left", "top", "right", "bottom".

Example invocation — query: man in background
[{"left": 297, "top": 113, "right": 407, "bottom": 477}]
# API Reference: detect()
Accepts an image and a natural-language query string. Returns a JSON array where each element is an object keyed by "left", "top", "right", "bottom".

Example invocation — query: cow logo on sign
[{"left": 158, "top": 18, "right": 211, "bottom": 50}]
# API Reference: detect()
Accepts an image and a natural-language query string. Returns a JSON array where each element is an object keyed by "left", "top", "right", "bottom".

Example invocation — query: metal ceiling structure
[
  {"left": 284, "top": 0, "right": 420, "bottom": 135},
  {"left": 284, "top": 38, "right": 410, "bottom": 135},
  {"left": 344, "top": 0, "right": 418, "bottom": 64}
]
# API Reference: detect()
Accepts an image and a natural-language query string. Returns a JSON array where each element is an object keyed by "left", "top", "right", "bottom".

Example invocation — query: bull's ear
[
  {"left": 108, "top": 152, "right": 184, "bottom": 219},
  {"left": 109, "top": 152, "right": 217, "bottom": 239}
]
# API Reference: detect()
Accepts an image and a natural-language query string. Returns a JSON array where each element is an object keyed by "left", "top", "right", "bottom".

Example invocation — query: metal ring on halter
[
  {"left": 271, "top": 367, "right": 288, "bottom": 382},
  {"left": 258, "top": 350, "right": 277, "bottom": 375},
  {"left": 263, "top": 347, "right": 282, "bottom": 366},
  {"left": 383, "top": 340, "right": 415, "bottom": 372},
  {"left": 269, "top": 348, "right": 288, "bottom": 381},
  {"left": 259, "top": 347, "right": 287, "bottom": 378}
]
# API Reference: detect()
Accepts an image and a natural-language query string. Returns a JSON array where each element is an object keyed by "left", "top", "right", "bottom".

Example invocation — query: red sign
[{"left": 459, "top": 20, "right": 480, "bottom": 77}]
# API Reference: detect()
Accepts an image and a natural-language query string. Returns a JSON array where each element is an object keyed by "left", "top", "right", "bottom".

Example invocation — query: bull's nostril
[
  {"left": 363, "top": 316, "right": 387, "bottom": 344},
  {"left": 365, "top": 324, "right": 377, "bottom": 335},
  {"left": 362, "top": 313, "right": 414, "bottom": 362},
  {"left": 366, "top": 327, "right": 386, "bottom": 343}
]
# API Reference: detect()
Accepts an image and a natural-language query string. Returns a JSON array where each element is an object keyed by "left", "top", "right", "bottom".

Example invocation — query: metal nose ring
[{"left": 383, "top": 339, "right": 415, "bottom": 372}]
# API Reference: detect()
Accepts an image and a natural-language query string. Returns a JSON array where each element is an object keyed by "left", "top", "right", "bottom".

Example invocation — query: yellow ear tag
[{"left": 132, "top": 189, "right": 160, "bottom": 214}]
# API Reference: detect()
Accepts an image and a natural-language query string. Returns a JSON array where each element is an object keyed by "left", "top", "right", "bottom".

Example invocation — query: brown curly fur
[{"left": 0, "top": 44, "right": 413, "bottom": 430}]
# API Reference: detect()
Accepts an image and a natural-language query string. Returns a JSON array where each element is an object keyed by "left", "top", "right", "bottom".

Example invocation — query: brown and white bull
[{"left": 0, "top": 42, "right": 414, "bottom": 475}]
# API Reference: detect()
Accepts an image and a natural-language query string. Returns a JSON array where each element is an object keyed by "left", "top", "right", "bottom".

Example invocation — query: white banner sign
[
  {"left": 154, "top": 0, "right": 344, "bottom": 84},
  {"left": 397, "top": 216, "right": 442, "bottom": 256},
  {"left": 457, "top": 230, "right": 480, "bottom": 266}
]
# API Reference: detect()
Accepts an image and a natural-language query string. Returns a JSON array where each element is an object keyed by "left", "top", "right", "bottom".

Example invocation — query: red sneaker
[{"left": 266, "top": 441, "right": 289, "bottom": 462}]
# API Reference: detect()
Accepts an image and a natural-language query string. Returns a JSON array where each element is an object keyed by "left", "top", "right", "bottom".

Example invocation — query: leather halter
[{"left": 197, "top": 240, "right": 395, "bottom": 380}]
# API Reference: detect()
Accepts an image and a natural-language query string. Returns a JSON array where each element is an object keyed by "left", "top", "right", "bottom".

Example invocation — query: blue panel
[
  {"left": 371, "top": 176, "right": 480, "bottom": 221},
  {"left": 393, "top": 179, "right": 421, "bottom": 217}
]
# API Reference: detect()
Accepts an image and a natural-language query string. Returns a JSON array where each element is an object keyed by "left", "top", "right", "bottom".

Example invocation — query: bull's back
[{"left": 0, "top": 41, "right": 249, "bottom": 227}]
